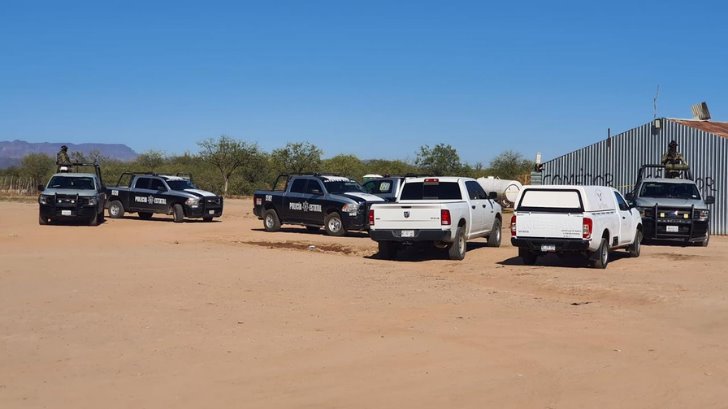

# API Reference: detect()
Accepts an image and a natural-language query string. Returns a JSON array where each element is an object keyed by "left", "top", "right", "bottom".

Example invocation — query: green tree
[
  {"left": 415, "top": 144, "right": 462, "bottom": 175},
  {"left": 363, "top": 159, "right": 419, "bottom": 177},
  {"left": 322, "top": 154, "right": 365, "bottom": 180},
  {"left": 198, "top": 135, "right": 262, "bottom": 195},
  {"left": 134, "top": 150, "right": 166, "bottom": 171},
  {"left": 20, "top": 153, "right": 55, "bottom": 184},
  {"left": 271, "top": 142, "right": 323, "bottom": 174},
  {"left": 487, "top": 150, "right": 533, "bottom": 181}
]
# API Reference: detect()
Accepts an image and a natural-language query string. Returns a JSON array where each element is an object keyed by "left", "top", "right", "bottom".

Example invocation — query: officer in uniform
[
  {"left": 56, "top": 145, "right": 72, "bottom": 171},
  {"left": 661, "top": 140, "right": 688, "bottom": 178}
]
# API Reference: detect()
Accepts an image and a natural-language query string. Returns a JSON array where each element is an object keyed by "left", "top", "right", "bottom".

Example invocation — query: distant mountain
[{"left": 0, "top": 140, "right": 138, "bottom": 168}]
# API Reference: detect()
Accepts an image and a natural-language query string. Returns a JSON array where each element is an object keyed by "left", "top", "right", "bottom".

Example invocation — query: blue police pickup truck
[
  {"left": 106, "top": 173, "right": 223, "bottom": 222},
  {"left": 253, "top": 174, "right": 385, "bottom": 236}
]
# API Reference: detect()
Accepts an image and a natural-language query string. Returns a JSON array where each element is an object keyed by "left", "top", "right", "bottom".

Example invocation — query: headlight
[
  {"left": 696, "top": 209, "right": 709, "bottom": 221},
  {"left": 342, "top": 203, "right": 359, "bottom": 213},
  {"left": 87, "top": 197, "right": 97, "bottom": 206},
  {"left": 638, "top": 207, "right": 652, "bottom": 218},
  {"left": 185, "top": 197, "right": 200, "bottom": 208},
  {"left": 39, "top": 195, "right": 51, "bottom": 205}
]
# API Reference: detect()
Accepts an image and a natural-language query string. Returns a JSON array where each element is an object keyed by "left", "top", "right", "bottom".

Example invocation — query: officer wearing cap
[
  {"left": 56, "top": 145, "right": 72, "bottom": 171},
  {"left": 661, "top": 140, "right": 687, "bottom": 178}
]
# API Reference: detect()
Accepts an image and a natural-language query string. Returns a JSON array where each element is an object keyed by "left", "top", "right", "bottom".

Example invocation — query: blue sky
[{"left": 1, "top": 0, "right": 727, "bottom": 164}]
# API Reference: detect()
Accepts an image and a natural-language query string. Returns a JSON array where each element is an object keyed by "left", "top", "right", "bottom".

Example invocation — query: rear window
[
  {"left": 400, "top": 182, "right": 462, "bottom": 200},
  {"left": 517, "top": 189, "right": 583, "bottom": 212}
]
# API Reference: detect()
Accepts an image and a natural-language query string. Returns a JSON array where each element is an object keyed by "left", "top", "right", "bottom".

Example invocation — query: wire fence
[{"left": 0, "top": 176, "right": 40, "bottom": 195}]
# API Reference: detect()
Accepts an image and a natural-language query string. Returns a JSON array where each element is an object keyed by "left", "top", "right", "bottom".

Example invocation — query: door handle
[
  {"left": 482, "top": 205, "right": 487, "bottom": 208},
  {"left": 471, "top": 205, "right": 476, "bottom": 209}
]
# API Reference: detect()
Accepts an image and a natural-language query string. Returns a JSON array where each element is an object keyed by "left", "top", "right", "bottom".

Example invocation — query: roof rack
[{"left": 636, "top": 164, "right": 693, "bottom": 185}]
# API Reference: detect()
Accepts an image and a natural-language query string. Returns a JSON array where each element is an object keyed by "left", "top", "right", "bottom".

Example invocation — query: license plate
[
  {"left": 666, "top": 225, "right": 679, "bottom": 233},
  {"left": 208, "top": 210, "right": 215, "bottom": 214},
  {"left": 61, "top": 210, "right": 72, "bottom": 216},
  {"left": 401, "top": 230, "right": 415, "bottom": 238},
  {"left": 541, "top": 244, "right": 556, "bottom": 252}
]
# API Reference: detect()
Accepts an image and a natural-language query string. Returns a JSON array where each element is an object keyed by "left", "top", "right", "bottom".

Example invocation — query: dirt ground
[{"left": 1, "top": 198, "right": 728, "bottom": 408}]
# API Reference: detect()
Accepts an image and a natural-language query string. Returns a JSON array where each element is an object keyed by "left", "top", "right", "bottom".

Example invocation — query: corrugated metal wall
[{"left": 542, "top": 119, "right": 727, "bottom": 234}]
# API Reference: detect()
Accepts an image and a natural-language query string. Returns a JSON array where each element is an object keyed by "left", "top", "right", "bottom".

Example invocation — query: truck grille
[{"left": 55, "top": 194, "right": 79, "bottom": 206}]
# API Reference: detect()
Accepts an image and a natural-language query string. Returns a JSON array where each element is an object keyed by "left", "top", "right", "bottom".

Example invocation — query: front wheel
[
  {"left": 447, "top": 227, "right": 466, "bottom": 260},
  {"left": 173, "top": 204, "right": 185, "bottom": 223},
  {"left": 591, "top": 237, "right": 609, "bottom": 269},
  {"left": 486, "top": 218, "right": 502, "bottom": 247},
  {"left": 324, "top": 212, "right": 346, "bottom": 236},
  {"left": 628, "top": 230, "right": 642, "bottom": 257},
  {"left": 39, "top": 211, "right": 49, "bottom": 225},
  {"left": 700, "top": 229, "right": 710, "bottom": 247},
  {"left": 89, "top": 209, "right": 99, "bottom": 226}
]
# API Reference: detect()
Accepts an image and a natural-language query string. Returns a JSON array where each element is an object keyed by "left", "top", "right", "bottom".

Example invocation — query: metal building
[{"left": 541, "top": 118, "right": 728, "bottom": 234}]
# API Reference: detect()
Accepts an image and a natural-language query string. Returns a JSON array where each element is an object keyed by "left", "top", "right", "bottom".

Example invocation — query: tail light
[
  {"left": 510, "top": 215, "right": 517, "bottom": 236},
  {"left": 582, "top": 217, "right": 593, "bottom": 240},
  {"left": 441, "top": 209, "right": 451, "bottom": 225},
  {"left": 368, "top": 209, "right": 374, "bottom": 225}
]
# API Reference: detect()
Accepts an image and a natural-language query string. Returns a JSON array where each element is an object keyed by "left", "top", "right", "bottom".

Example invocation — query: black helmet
[
  {"left": 668, "top": 140, "right": 678, "bottom": 147},
  {"left": 61, "top": 145, "right": 68, "bottom": 150}
]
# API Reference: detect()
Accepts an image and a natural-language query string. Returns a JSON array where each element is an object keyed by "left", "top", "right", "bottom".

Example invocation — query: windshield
[
  {"left": 639, "top": 182, "right": 701, "bottom": 200},
  {"left": 324, "top": 181, "right": 364, "bottom": 194},
  {"left": 166, "top": 179, "right": 197, "bottom": 190},
  {"left": 47, "top": 176, "right": 95, "bottom": 190}
]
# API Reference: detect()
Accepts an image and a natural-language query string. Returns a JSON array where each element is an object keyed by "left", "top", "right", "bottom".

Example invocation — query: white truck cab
[{"left": 510, "top": 185, "right": 642, "bottom": 268}]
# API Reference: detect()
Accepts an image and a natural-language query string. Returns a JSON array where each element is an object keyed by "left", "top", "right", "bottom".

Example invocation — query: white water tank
[{"left": 477, "top": 176, "right": 523, "bottom": 207}]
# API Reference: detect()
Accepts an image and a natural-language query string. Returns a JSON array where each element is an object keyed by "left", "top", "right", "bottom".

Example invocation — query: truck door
[
  {"left": 464, "top": 180, "right": 489, "bottom": 236},
  {"left": 130, "top": 177, "right": 154, "bottom": 212},
  {"left": 148, "top": 178, "right": 171, "bottom": 213},
  {"left": 285, "top": 178, "right": 308, "bottom": 223},
  {"left": 303, "top": 179, "right": 326, "bottom": 224},
  {"left": 614, "top": 191, "right": 636, "bottom": 245}
]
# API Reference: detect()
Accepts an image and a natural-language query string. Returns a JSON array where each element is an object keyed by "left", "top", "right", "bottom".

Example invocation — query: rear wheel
[
  {"left": 378, "top": 241, "right": 398, "bottom": 260},
  {"left": 519, "top": 247, "right": 537, "bottom": 265},
  {"left": 628, "top": 230, "right": 642, "bottom": 257},
  {"left": 138, "top": 212, "right": 153, "bottom": 220},
  {"left": 173, "top": 204, "right": 185, "bottom": 223},
  {"left": 591, "top": 237, "right": 609, "bottom": 269},
  {"left": 324, "top": 212, "right": 345, "bottom": 236},
  {"left": 486, "top": 218, "right": 502, "bottom": 247},
  {"left": 108, "top": 200, "right": 124, "bottom": 218},
  {"left": 447, "top": 227, "right": 466, "bottom": 260},
  {"left": 263, "top": 209, "right": 281, "bottom": 232}
]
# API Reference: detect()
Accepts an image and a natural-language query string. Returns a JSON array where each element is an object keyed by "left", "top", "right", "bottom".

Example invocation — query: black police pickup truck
[
  {"left": 106, "top": 173, "right": 223, "bottom": 222},
  {"left": 253, "top": 174, "right": 384, "bottom": 236}
]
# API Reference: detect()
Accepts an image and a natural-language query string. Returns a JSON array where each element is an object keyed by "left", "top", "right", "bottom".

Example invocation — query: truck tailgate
[
  {"left": 515, "top": 212, "right": 584, "bottom": 239},
  {"left": 371, "top": 203, "right": 448, "bottom": 230}
]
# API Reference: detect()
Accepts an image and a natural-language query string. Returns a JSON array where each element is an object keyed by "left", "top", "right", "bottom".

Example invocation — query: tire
[
  {"left": 39, "top": 211, "right": 49, "bottom": 225},
  {"left": 138, "top": 212, "right": 153, "bottom": 220},
  {"left": 173, "top": 204, "right": 185, "bottom": 223},
  {"left": 700, "top": 229, "right": 710, "bottom": 247},
  {"left": 519, "top": 247, "right": 537, "bottom": 265},
  {"left": 306, "top": 226, "right": 320, "bottom": 232},
  {"left": 324, "top": 212, "right": 346, "bottom": 236},
  {"left": 591, "top": 237, "right": 609, "bottom": 269},
  {"left": 108, "top": 200, "right": 125, "bottom": 218},
  {"left": 628, "top": 230, "right": 642, "bottom": 257},
  {"left": 378, "top": 241, "right": 398, "bottom": 260},
  {"left": 98, "top": 210, "right": 105, "bottom": 223},
  {"left": 89, "top": 210, "right": 99, "bottom": 226},
  {"left": 447, "top": 226, "right": 466, "bottom": 260},
  {"left": 263, "top": 209, "right": 281, "bottom": 232},
  {"left": 486, "top": 218, "right": 502, "bottom": 247},
  {"left": 202, "top": 215, "right": 214, "bottom": 222}
]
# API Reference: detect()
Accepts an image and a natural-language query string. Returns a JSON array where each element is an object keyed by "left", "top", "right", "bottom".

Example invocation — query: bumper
[
  {"left": 39, "top": 204, "right": 97, "bottom": 220},
  {"left": 642, "top": 218, "right": 709, "bottom": 242},
  {"left": 186, "top": 203, "right": 224, "bottom": 218},
  {"left": 511, "top": 237, "right": 590, "bottom": 252},
  {"left": 370, "top": 228, "right": 451, "bottom": 242}
]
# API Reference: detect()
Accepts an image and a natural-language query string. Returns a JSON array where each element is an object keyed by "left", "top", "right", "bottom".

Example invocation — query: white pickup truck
[
  {"left": 510, "top": 185, "right": 643, "bottom": 269},
  {"left": 368, "top": 177, "right": 503, "bottom": 260}
]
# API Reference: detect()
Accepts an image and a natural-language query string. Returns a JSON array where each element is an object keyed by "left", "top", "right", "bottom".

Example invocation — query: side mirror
[
  {"left": 625, "top": 192, "right": 634, "bottom": 201},
  {"left": 37, "top": 184, "right": 45, "bottom": 192},
  {"left": 705, "top": 196, "right": 715, "bottom": 205},
  {"left": 311, "top": 188, "right": 322, "bottom": 195},
  {"left": 487, "top": 192, "right": 498, "bottom": 200},
  {"left": 157, "top": 185, "right": 167, "bottom": 192}
]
